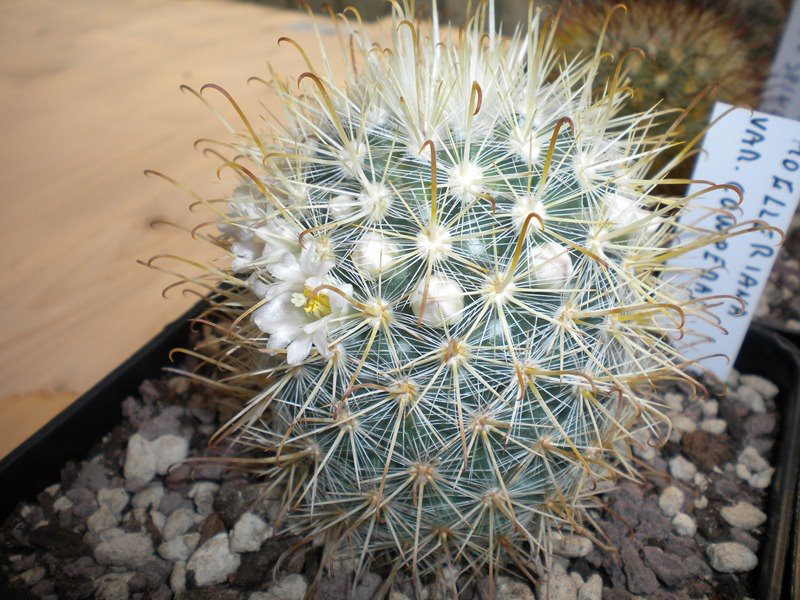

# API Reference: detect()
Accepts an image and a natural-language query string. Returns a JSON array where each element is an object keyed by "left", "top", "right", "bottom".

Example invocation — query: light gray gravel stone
[
  {"left": 151, "top": 510, "right": 167, "bottom": 534},
  {"left": 131, "top": 483, "right": 165, "bottom": 511},
  {"left": 668, "top": 456, "right": 697, "bottom": 481},
  {"left": 736, "top": 463, "right": 751, "bottom": 480},
  {"left": 163, "top": 508, "right": 200, "bottom": 540},
  {"left": 663, "top": 392, "right": 685, "bottom": 411},
  {"left": 739, "top": 374, "right": 779, "bottom": 401},
  {"left": 52, "top": 496, "right": 74, "bottom": 512},
  {"left": 701, "top": 400, "right": 719, "bottom": 417},
  {"left": 739, "top": 446, "right": 770, "bottom": 473},
  {"left": 707, "top": 542, "right": 758, "bottom": 573},
  {"left": 496, "top": 575, "right": 535, "bottom": 599},
  {"left": 186, "top": 533, "right": 241, "bottom": 587},
  {"left": 97, "top": 488, "right": 129, "bottom": 517},
  {"left": 577, "top": 574, "right": 602, "bottom": 600},
  {"left": 658, "top": 486, "right": 684, "bottom": 517},
  {"left": 671, "top": 416, "right": 697, "bottom": 433},
  {"left": 537, "top": 563, "right": 577, "bottom": 600},
  {"left": 265, "top": 574, "right": 308, "bottom": 600},
  {"left": 170, "top": 561, "right": 186, "bottom": 593},
  {"left": 94, "top": 532, "right": 154, "bottom": 569},
  {"left": 15, "top": 566, "right": 46, "bottom": 586},
  {"left": 123, "top": 434, "right": 157, "bottom": 490},
  {"left": 700, "top": 419, "right": 727, "bottom": 435},
  {"left": 230, "top": 512, "right": 273, "bottom": 553},
  {"left": 158, "top": 533, "right": 200, "bottom": 562},
  {"left": 720, "top": 502, "right": 767, "bottom": 530},
  {"left": 672, "top": 512, "right": 697, "bottom": 537},
  {"left": 95, "top": 574, "right": 130, "bottom": 600},
  {"left": 188, "top": 482, "right": 219, "bottom": 517},
  {"left": 87, "top": 507, "right": 118, "bottom": 535},
  {"left": 749, "top": 468, "right": 775, "bottom": 489},
  {"left": 151, "top": 435, "right": 189, "bottom": 475},
  {"left": 551, "top": 534, "right": 594, "bottom": 558}
]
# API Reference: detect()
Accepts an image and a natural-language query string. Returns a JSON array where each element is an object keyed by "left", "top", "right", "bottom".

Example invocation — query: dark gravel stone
[
  {"left": 714, "top": 574, "right": 748, "bottom": 600},
  {"left": 213, "top": 483, "right": 269, "bottom": 527},
  {"left": 230, "top": 536, "right": 300, "bottom": 590},
  {"left": 142, "top": 557, "right": 172, "bottom": 589},
  {"left": 30, "top": 578, "right": 55, "bottom": 596},
  {"left": 197, "top": 513, "right": 225, "bottom": 546},
  {"left": 180, "top": 588, "right": 244, "bottom": 600},
  {"left": 602, "top": 588, "right": 635, "bottom": 600},
  {"left": 642, "top": 546, "right": 688, "bottom": 588},
  {"left": 159, "top": 491, "right": 192, "bottom": 515},
  {"left": 745, "top": 413, "right": 778, "bottom": 437},
  {"left": 54, "top": 574, "right": 94, "bottom": 600},
  {"left": 620, "top": 544, "right": 659, "bottom": 595},
  {"left": 315, "top": 568, "right": 351, "bottom": 600},
  {"left": 634, "top": 499, "right": 670, "bottom": 542},
  {"left": 695, "top": 509, "right": 726, "bottom": 541},
  {"left": 62, "top": 556, "right": 105, "bottom": 579},
  {"left": 75, "top": 462, "right": 111, "bottom": 492},
  {"left": 730, "top": 527, "right": 760, "bottom": 552},
  {"left": 138, "top": 406, "right": 184, "bottom": 440},
  {"left": 65, "top": 487, "right": 94, "bottom": 506},
  {"left": 661, "top": 534, "right": 694, "bottom": 558},
  {"left": 29, "top": 524, "right": 88, "bottom": 558}
]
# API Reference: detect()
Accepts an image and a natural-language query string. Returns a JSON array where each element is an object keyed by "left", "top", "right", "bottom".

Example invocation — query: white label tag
[
  {"left": 669, "top": 102, "right": 800, "bottom": 381},
  {"left": 762, "top": 0, "right": 800, "bottom": 119}
]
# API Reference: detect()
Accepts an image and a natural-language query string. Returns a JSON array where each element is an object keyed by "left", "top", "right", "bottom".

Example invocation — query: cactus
[
  {"left": 149, "top": 0, "right": 761, "bottom": 594},
  {"left": 558, "top": 0, "right": 762, "bottom": 180}
]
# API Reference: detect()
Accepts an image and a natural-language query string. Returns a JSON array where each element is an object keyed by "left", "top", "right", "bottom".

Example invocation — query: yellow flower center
[{"left": 301, "top": 286, "right": 332, "bottom": 318}]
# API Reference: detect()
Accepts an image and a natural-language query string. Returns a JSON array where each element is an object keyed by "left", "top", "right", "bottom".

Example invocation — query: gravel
[
  {"left": 229, "top": 512, "right": 272, "bottom": 553},
  {"left": 94, "top": 532, "right": 154, "bottom": 569},
  {"left": 668, "top": 455, "right": 697, "bottom": 481},
  {"left": 551, "top": 534, "right": 593, "bottom": 558},
  {"left": 0, "top": 363, "right": 782, "bottom": 599},
  {"left": 537, "top": 563, "right": 576, "bottom": 600},
  {"left": 186, "top": 533, "right": 241, "bottom": 587},
  {"left": 658, "top": 485, "right": 685, "bottom": 516},
  {"left": 672, "top": 513, "right": 697, "bottom": 537},
  {"left": 720, "top": 502, "right": 768, "bottom": 531},
  {"left": 707, "top": 542, "right": 759, "bottom": 573},
  {"left": 123, "top": 434, "right": 158, "bottom": 491}
]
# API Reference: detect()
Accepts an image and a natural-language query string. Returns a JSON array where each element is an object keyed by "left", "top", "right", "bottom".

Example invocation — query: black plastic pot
[
  {"left": 756, "top": 316, "right": 800, "bottom": 356},
  {"left": 1, "top": 315, "right": 798, "bottom": 598}
]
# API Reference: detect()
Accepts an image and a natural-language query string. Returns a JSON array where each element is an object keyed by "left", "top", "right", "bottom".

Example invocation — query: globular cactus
[
  {"left": 150, "top": 0, "right": 759, "bottom": 594},
  {"left": 558, "top": 0, "right": 762, "bottom": 181}
]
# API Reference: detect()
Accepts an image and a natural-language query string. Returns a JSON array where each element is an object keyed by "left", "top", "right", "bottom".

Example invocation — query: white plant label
[
  {"left": 670, "top": 102, "right": 800, "bottom": 381},
  {"left": 762, "top": 0, "right": 800, "bottom": 119}
]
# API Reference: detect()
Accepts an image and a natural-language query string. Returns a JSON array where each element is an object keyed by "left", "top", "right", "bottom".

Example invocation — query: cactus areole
[{"left": 151, "top": 0, "right": 764, "bottom": 591}]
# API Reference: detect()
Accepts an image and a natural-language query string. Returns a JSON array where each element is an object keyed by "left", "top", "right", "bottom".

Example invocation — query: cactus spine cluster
[{"left": 150, "top": 0, "right": 760, "bottom": 594}]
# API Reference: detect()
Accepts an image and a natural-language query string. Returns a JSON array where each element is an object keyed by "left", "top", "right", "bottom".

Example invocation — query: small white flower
[
  {"left": 252, "top": 244, "right": 351, "bottom": 365},
  {"left": 230, "top": 215, "right": 299, "bottom": 273},
  {"left": 410, "top": 274, "right": 465, "bottom": 328},
  {"left": 352, "top": 231, "right": 398, "bottom": 279},
  {"left": 527, "top": 242, "right": 572, "bottom": 287}
]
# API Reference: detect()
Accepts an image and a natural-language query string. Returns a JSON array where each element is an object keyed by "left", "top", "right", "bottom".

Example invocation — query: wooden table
[{"left": 0, "top": 0, "right": 382, "bottom": 457}]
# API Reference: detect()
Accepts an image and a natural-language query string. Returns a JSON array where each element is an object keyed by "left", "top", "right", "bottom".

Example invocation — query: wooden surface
[{"left": 0, "top": 0, "right": 381, "bottom": 457}]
